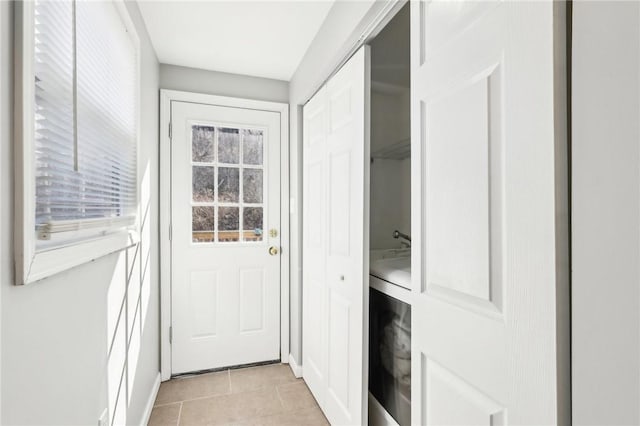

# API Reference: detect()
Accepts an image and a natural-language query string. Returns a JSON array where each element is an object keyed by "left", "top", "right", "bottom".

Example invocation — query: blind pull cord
[{"left": 72, "top": 0, "right": 79, "bottom": 172}]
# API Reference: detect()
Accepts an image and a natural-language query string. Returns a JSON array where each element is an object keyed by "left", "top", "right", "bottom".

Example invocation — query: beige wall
[{"left": 0, "top": 2, "right": 161, "bottom": 424}]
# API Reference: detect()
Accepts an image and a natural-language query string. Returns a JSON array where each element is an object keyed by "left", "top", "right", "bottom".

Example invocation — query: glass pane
[
  {"left": 218, "top": 167, "right": 239, "bottom": 202},
  {"left": 242, "top": 129, "right": 263, "bottom": 165},
  {"left": 192, "top": 206, "right": 215, "bottom": 243},
  {"left": 218, "top": 128, "right": 240, "bottom": 164},
  {"left": 192, "top": 166, "right": 215, "bottom": 202},
  {"left": 218, "top": 206, "right": 239, "bottom": 242},
  {"left": 243, "top": 169, "right": 263, "bottom": 203},
  {"left": 243, "top": 207, "right": 263, "bottom": 242},
  {"left": 192, "top": 125, "right": 215, "bottom": 162}
]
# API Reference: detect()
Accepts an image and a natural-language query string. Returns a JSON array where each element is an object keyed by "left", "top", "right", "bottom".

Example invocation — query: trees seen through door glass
[
  {"left": 242, "top": 129, "right": 264, "bottom": 165},
  {"left": 192, "top": 126, "right": 215, "bottom": 162},
  {"left": 218, "top": 167, "right": 240, "bottom": 203},
  {"left": 191, "top": 125, "right": 265, "bottom": 243},
  {"left": 218, "top": 206, "right": 240, "bottom": 242},
  {"left": 192, "top": 206, "right": 215, "bottom": 242},
  {"left": 243, "top": 207, "right": 263, "bottom": 237},
  {"left": 218, "top": 128, "right": 240, "bottom": 164},
  {"left": 192, "top": 166, "right": 215, "bottom": 202},
  {"left": 243, "top": 169, "right": 263, "bottom": 203}
]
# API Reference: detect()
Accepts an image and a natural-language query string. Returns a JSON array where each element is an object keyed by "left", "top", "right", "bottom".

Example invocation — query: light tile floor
[{"left": 148, "top": 363, "right": 329, "bottom": 426}]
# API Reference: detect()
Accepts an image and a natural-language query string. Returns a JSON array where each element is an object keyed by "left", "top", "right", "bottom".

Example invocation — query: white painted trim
[
  {"left": 160, "top": 89, "right": 290, "bottom": 380},
  {"left": 280, "top": 96, "right": 291, "bottom": 364},
  {"left": 0, "top": 2, "right": 9, "bottom": 423},
  {"left": 159, "top": 90, "right": 172, "bottom": 381},
  {"left": 288, "top": 353, "right": 303, "bottom": 378},
  {"left": 362, "top": 45, "right": 372, "bottom": 425},
  {"left": 140, "top": 373, "right": 161, "bottom": 426},
  {"left": 13, "top": 0, "right": 142, "bottom": 285}
]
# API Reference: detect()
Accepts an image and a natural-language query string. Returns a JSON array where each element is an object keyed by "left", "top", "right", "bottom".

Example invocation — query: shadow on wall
[
  {"left": 2, "top": 160, "right": 157, "bottom": 426},
  {"left": 108, "top": 161, "right": 155, "bottom": 424}
]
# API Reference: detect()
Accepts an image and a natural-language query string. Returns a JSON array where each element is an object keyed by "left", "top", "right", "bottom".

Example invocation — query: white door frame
[{"left": 159, "top": 89, "right": 290, "bottom": 381}]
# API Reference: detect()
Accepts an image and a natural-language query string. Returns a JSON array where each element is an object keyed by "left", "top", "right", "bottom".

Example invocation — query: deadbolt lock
[{"left": 269, "top": 228, "right": 278, "bottom": 238}]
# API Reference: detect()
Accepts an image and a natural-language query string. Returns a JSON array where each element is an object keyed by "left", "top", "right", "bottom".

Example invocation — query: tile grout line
[
  {"left": 176, "top": 402, "right": 183, "bottom": 426},
  {"left": 156, "top": 366, "right": 299, "bottom": 419},
  {"left": 154, "top": 401, "right": 180, "bottom": 408},
  {"left": 155, "top": 368, "right": 236, "bottom": 408},
  {"left": 157, "top": 391, "right": 233, "bottom": 407},
  {"left": 240, "top": 407, "right": 323, "bottom": 426},
  {"left": 275, "top": 384, "right": 286, "bottom": 411},
  {"left": 154, "top": 384, "right": 270, "bottom": 408}
]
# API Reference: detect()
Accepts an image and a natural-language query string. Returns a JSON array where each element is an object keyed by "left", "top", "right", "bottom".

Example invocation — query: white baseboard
[
  {"left": 288, "top": 353, "right": 303, "bottom": 378},
  {"left": 141, "top": 373, "right": 161, "bottom": 426}
]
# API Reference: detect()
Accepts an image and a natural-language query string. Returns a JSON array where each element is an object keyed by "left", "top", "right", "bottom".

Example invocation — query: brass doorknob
[{"left": 269, "top": 246, "right": 279, "bottom": 256}]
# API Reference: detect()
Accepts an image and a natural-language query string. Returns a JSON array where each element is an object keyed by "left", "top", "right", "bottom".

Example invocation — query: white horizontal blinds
[
  {"left": 34, "top": 1, "right": 76, "bottom": 224},
  {"left": 76, "top": 1, "right": 136, "bottom": 219},
  {"left": 34, "top": 0, "right": 137, "bottom": 233}
]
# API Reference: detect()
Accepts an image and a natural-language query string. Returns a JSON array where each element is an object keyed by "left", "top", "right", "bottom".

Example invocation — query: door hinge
[
  {"left": 168, "top": 122, "right": 172, "bottom": 139},
  {"left": 169, "top": 326, "right": 173, "bottom": 344}
]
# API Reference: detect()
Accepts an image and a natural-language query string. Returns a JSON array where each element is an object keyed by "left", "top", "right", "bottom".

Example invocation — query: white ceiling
[{"left": 138, "top": 1, "right": 335, "bottom": 81}]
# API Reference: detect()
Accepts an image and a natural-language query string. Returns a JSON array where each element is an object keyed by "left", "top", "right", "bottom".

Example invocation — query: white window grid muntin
[{"left": 189, "top": 121, "right": 268, "bottom": 245}]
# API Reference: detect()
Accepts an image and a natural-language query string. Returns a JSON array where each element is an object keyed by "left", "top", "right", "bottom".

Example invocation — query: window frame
[{"left": 14, "top": 0, "right": 141, "bottom": 285}]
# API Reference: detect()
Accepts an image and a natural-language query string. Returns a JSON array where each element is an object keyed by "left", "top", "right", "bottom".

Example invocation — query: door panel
[
  {"left": 411, "top": 1, "right": 565, "bottom": 424},
  {"left": 171, "top": 101, "right": 281, "bottom": 374},
  {"left": 189, "top": 271, "right": 218, "bottom": 338},
  {"left": 426, "top": 76, "right": 491, "bottom": 302},
  {"left": 239, "top": 268, "right": 265, "bottom": 332},
  {"left": 328, "top": 290, "right": 350, "bottom": 408},
  {"left": 303, "top": 46, "right": 370, "bottom": 426},
  {"left": 424, "top": 359, "right": 504, "bottom": 426},
  {"left": 302, "top": 86, "right": 328, "bottom": 408},
  {"left": 328, "top": 150, "right": 351, "bottom": 255}
]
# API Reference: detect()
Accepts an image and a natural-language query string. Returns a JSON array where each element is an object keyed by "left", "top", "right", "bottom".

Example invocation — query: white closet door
[
  {"left": 303, "top": 46, "right": 370, "bottom": 426},
  {"left": 410, "top": 1, "right": 568, "bottom": 424}
]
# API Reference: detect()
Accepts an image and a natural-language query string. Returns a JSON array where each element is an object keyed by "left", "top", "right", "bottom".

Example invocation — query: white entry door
[
  {"left": 411, "top": 1, "right": 568, "bottom": 424},
  {"left": 170, "top": 100, "right": 281, "bottom": 375},
  {"left": 303, "top": 46, "right": 370, "bottom": 425}
]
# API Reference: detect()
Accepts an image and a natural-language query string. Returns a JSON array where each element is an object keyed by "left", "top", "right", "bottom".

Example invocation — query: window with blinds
[{"left": 34, "top": 0, "right": 137, "bottom": 242}]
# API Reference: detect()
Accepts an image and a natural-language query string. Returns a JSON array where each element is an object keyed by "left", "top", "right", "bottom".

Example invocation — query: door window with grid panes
[{"left": 191, "top": 125, "right": 266, "bottom": 243}]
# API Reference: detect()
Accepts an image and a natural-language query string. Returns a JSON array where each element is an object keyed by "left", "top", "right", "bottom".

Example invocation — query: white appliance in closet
[{"left": 302, "top": 46, "right": 370, "bottom": 425}]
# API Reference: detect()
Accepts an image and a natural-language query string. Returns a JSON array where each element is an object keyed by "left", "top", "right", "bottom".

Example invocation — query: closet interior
[{"left": 368, "top": 4, "right": 412, "bottom": 426}]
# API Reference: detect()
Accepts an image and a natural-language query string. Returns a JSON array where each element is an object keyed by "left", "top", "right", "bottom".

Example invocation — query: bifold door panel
[
  {"left": 410, "top": 1, "right": 567, "bottom": 424},
  {"left": 303, "top": 46, "right": 370, "bottom": 425}
]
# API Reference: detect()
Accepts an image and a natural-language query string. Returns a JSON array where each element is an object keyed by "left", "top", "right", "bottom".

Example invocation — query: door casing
[{"left": 159, "top": 89, "right": 290, "bottom": 381}]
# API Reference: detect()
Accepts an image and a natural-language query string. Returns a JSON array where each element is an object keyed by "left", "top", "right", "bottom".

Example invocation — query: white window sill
[{"left": 20, "top": 229, "right": 139, "bottom": 285}]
